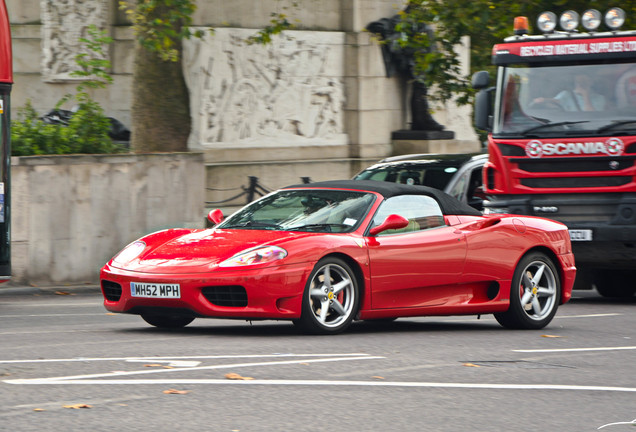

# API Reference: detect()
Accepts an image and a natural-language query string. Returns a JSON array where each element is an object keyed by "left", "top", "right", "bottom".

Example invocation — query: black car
[{"left": 353, "top": 153, "right": 487, "bottom": 211}]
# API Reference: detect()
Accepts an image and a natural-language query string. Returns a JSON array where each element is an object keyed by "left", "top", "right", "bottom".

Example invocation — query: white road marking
[
  {"left": 0, "top": 302, "right": 102, "bottom": 307},
  {"left": 0, "top": 353, "right": 373, "bottom": 364},
  {"left": 7, "top": 378, "right": 636, "bottom": 393},
  {"left": 4, "top": 352, "right": 634, "bottom": 393},
  {"left": 0, "top": 313, "right": 103, "bottom": 318},
  {"left": 4, "top": 355, "right": 383, "bottom": 384},
  {"left": 556, "top": 313, "right": 621, "bottom": 319},
  {"left": 598, "top": 419, "right": 636, "bottom": 429},
  {"left": 125, "top": 359, "right": 201, "bottom": 367},
  {"left": 513, "top": 346, "right": 636, "bottom": 353}
]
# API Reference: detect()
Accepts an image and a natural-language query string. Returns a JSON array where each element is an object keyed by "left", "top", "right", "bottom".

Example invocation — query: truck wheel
[
  {"left": 592, "top": 270, "right": 636, "bottom": 298},
  {"left": 494, "top": 252, "right": 560, "bottom": 329}
]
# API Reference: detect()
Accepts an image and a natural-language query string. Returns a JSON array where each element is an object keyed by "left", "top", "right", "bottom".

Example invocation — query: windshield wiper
[
  {"left": 596, "top": 120, "right": 636, "bottom": 134},
  {"left": 520, "top": 120, "right": 590, "bottom": 135},
  {"left": 221, "top": 221, "right": 281, "bottom": 230},
  {"left": 287, "top": 223, "right": 349, "bottom": 232}
]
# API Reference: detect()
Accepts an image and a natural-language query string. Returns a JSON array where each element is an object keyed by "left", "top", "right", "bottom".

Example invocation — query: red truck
[{"left": 473, "top": 8, "right": 636, "bottom": 297}]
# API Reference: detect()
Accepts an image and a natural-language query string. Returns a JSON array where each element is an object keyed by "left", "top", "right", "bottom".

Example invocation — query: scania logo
[{"left": 525, "top": 138, "right": 625, "bottom": 158}]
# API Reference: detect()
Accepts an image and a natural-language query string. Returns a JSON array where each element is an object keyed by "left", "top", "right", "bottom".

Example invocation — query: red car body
[{"left": 101, "top": 180, "right": 576, "bottom": 334}]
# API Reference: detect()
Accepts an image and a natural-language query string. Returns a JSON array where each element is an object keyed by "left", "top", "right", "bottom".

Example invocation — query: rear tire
[
  {"left": 141, "top": 314, "right": 194, "bottom": 328},
  {"left": 495, "top": 252, "right": 560, "bottom": 330},
  {"left": 592, "top": 270, "right": 636, "bottom": 298}
]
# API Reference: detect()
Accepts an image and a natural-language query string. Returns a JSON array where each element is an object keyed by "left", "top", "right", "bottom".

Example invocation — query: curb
[{"left": 0, "top": 284, "right": 101, "bottom": 296}]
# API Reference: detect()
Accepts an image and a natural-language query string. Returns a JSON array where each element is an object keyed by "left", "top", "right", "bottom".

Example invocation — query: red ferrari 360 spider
[{"left": 100, "top": 180, "right": 576, "bottom": 334}]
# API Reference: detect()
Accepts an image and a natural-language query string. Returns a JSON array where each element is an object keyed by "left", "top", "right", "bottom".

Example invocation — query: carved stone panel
[
  {"left": 41, "top": 0, "right": 109, "bottom": 83},
  {"left": 183, "top": 28, "right": 348, "bottom": 149}
]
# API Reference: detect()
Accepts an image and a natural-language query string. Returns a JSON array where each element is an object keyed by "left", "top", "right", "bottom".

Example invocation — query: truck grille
[
  {"left": 521, "top": 176, "right": 631, "bottom": 188},
  {"left": 517, "top": 159, "right": 635, "bottom": 173},
  {"left": 101, "top": 280, "right": 122, "bottom": 302},
  {"left": 201, "top": 286, "right": 248, "bottom": 307}
]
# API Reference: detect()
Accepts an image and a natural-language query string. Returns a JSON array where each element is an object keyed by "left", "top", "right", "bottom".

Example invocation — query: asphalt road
[{"left": 1, "top": 288, "right": 636, "bottom": 431}]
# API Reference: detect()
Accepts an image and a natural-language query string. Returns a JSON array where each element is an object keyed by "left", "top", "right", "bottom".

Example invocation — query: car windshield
[
  {"left": 495, "top": 61, "right": 636, "bottom": 137},
  {"left": 354, "top": 162, "right": 461, "bottom": 190},
  {"left": 217, "top": 190, "right": 376, "bottom": 233}
]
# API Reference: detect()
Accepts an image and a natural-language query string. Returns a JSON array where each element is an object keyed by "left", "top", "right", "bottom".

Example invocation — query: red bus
[{"left": 0, "top": 0, "right": 12, "bottom": 281}]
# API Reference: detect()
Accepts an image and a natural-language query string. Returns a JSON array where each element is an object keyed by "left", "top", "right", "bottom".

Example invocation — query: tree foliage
[
  {"left": 120, "top": 0, "right": 204, "bottom": 62},
  {"left": 400, "top": 1, "right": 636, "bottom": 105}
]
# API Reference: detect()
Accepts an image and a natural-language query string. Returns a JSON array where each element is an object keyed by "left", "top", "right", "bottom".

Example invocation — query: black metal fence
[{"left": 206, "top": 176, "right": 312, "bottom": 206}]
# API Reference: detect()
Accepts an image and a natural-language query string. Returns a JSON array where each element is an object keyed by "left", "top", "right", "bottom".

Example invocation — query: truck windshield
[{"left": 494, "top": 62, "right": 636, "bottom": 136}]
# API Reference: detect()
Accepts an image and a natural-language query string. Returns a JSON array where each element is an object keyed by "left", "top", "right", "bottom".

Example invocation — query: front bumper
[{"left": 100, "top": 261, "right": 312, "bottom": 320}]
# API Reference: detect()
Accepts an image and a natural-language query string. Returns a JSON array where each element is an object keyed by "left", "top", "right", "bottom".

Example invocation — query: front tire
[
  {"left": 141, "top": 314, "right": 194, "bottom": 328},
  {"left": 495, "top": 252, "right": 560, "bottom": 329},
  {"left": 294, "top": 257, "right": 359, "bottom": 335}
]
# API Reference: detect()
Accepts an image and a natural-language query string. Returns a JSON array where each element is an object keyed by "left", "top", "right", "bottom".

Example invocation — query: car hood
[{"left": 115, "top": 229, "right": 313, "bottom": 274}]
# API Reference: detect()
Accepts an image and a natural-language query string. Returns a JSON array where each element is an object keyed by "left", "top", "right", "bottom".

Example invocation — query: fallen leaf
[
  {"left": 541, "top": 334, "right": 562, "bottom": 338},
  {"left": 63, "top": 404, "right": 92, "bottom": 409},
  {"left": 105, "top": 313, "right": 117, "bottom": 316},
  {"left": 163, "top": 389, "right": 189, "bottom": 395},
  {"left": 224, "top": 373, "right": 254, "bottom": 380},
  {"left": 299, "top": 363, "right": 310, "bottom": 366},
  {"left": 54, "top": 291, "right": 73, "bottom": 296},
  {"left": 162, "top": 366, "right": 175, "bottom": 369},
  {"left": 372, "top": 376, "right": 385, "bottom": 380},
  {"left": 144, "top": 364, "right": 163, "bottom": 368},
  {"left": 33, "top": 408, "right": 45, "bottom": 412},
  {"left": 463, "top": 363, "right": 481, "bottom": 368}
]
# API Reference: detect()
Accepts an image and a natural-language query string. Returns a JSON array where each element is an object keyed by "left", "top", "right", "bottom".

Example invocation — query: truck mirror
[
  {"left": 474, "top": 87, "right": 495, "bottom": 131},
  {"left": 472, "top": 71, "right": 490, "bottom": 89}
]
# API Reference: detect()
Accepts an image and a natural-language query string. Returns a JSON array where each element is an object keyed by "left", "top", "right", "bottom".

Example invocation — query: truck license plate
[
  {"left": 569, "top": 229, "right": 592, "bottom": 241},
  {"left": 130, "top": 282, "right": 181, "bottom": 298}
]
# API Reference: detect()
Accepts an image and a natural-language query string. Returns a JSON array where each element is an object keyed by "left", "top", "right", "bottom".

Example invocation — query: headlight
[
  {"left": 559, "top": 10, "right": 579, "bottom": 32},
  {"left": 605, "top": 7, "right": 625, "bottom": 30},
  {"left": 219, "top": 246, "right": 287, "bottom": 267},
  {"left": 537, "top": 11, "right": 557, "bottom": 33},
  {"left": 581, "top": 9, "right": 601, "bottom": 31},
  {"left": 112, "top": 241, "right": 146, "bottom": 266}
]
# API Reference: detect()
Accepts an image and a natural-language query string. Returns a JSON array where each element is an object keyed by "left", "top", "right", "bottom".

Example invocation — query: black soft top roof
[{"left": 283, "top": 179, "right": 482, "bottom": 216}]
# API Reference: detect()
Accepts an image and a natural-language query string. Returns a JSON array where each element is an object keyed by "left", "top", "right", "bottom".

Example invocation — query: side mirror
[
  {"left": 471, "top": 70, "right": 490, "bottom": 89},
  {"left": 369, "top": 214, "right": 409, "bottom": 236},
  {"left": 207, "top": 209, "right": 224, "bottom": 225},
  {"left": 474, "top": 87, "right": 495, "bottom": 132}
]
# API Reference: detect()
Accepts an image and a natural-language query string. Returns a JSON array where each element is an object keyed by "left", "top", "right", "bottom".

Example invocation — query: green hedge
[{"left": 11, "top": 100, "right": 127, "bottom": 156}]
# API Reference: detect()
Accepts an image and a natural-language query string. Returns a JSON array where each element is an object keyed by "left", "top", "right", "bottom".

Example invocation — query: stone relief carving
[
  {"left": 41, "top": 0, "right": 109, "bottom": 83},
  {"left": 183, "top": 29, "right": 347, "bottom": 148}
]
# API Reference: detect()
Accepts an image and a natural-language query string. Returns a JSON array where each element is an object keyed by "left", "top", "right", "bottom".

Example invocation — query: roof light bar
[
  {"left": 605, "top": 7, "right": 625, "bottom": 30},
  {"left": 581, "top": 9, "right": 601, "bottom": 31},
  {"left": 537, "top": 11, "right": 557, "bottom": 33},
  {"left": 559, "top": 10, "right": 580, "bottom": 32}
]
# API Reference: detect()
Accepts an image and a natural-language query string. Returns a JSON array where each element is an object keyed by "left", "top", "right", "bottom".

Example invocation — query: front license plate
[
  {"left": 130, "top": 282, "right": 181, "bottom": 298},
  {"left": 569, "top": 229, "right": 592, "bottom": 241}
]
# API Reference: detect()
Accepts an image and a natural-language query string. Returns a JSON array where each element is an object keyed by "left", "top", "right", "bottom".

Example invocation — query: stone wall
[
  {"left": 11, "top": 153, "right": 205, "bottom": 285},
  {"left": 8, "top": 0, "right": 478, "bottom": 159}
]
